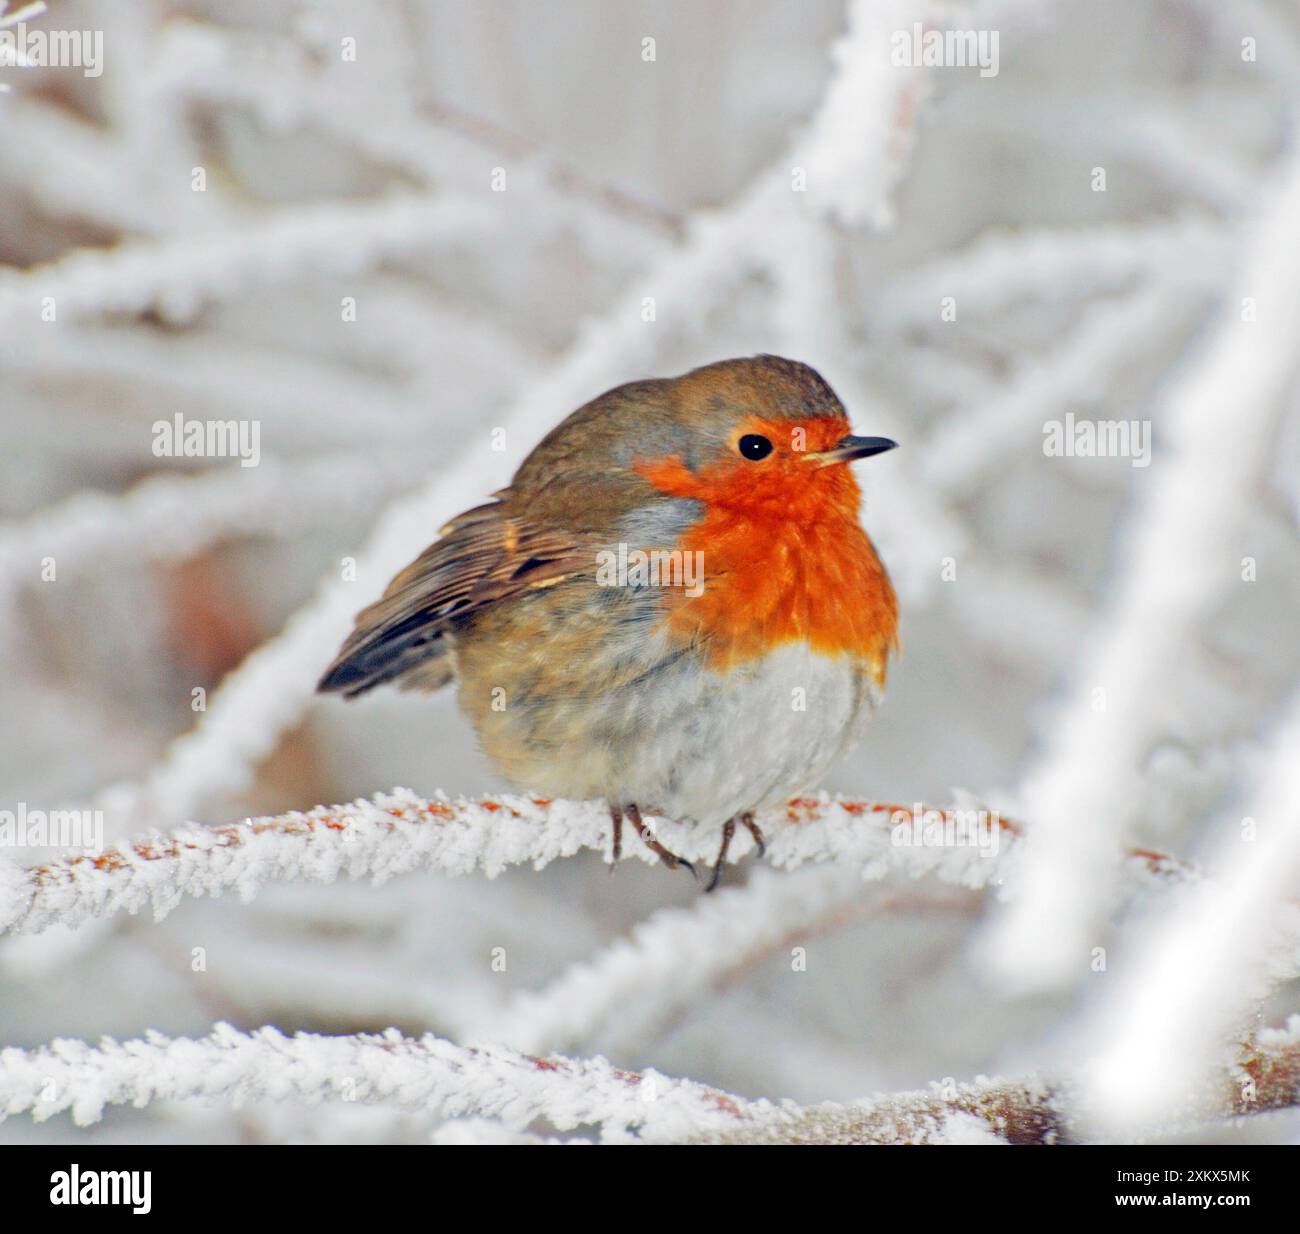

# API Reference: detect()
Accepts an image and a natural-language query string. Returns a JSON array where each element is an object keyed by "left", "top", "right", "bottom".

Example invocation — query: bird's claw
[{"left": 706, "top": 813, "right": 766, "bottom": 892}]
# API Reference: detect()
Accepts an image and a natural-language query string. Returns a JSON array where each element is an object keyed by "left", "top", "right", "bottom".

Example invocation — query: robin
[{"left": 319, "top": 355, "right": 899, "bottom": 890}]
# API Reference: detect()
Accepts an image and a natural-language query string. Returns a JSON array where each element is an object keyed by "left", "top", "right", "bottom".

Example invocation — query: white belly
[
  {"left": 630, "top": 641, "right": 879, "bottom": 824},
  {"left": 485, "top": 636, "right": 882, "bottom": 827}
]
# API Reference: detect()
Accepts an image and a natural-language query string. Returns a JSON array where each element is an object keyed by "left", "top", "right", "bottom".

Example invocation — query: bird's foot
[
  {"left": 609, "top": 803, "right": 695, "bottom": 877},
  {"left": 706, "top": 812, "right": 767, "bottom": 892}
]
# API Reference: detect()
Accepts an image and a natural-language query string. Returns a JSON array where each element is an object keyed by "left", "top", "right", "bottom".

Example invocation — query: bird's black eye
[{"left": 738, "top": 434, "right": 773, "bottom": 461}]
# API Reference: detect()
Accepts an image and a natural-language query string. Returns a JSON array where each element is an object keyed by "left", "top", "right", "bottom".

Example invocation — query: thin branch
[
  {"left": 143, "top": 21, "right": 675, "bottom": 250},
  {"left": 920, "top": 278, "right": 1214, "bottom": 494},
  {"left": 0, "top": 93, "right": 234, "bottom": 232},
  {"left": 0, "top": 194, "right": 496, "bottom": 329},
  {"left": 865, "top": 216, "right": 1223, "bottom": 334},
  {"left": 471, "top": 863, "right": 871, "bottom": 1055},
  {"left": 4, "top": 321, "right": 440, "bottom": 444},
  {"left": 0, "top": 452, "right": 416, "bottom": 603},
  {"left": 419, "top": 96, "right": 684, "bottom": 237},
  {"left": 986, "top": 137, "right": 1300, "bottom": 992},
  {"left": 476, "top": 864, "right": 979, "bottom": 1060},
  {"left": 0, "top": 789, "right": 1266, "bottom": 943}
]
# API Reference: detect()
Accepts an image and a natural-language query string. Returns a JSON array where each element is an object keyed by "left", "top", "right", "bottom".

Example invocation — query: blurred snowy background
[{"left": 1, "top": 0, "right": 1299, "bottom": 1143}]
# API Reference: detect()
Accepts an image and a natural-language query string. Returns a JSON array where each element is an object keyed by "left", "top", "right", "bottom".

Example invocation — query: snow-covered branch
[
  {"left": 0, "top": 194, "right": 495, "bottom": 329},
  {"left": 0, "top": 452, "right": 416, "bottom": 605},
  {"left": 473, "top": 863, "right": 876, "bottom": 1055},
  {"left": 1, "top": 792, "right": 1011, "bottom": 937},
  {"left": 1085, "top": 689, "right": 1300, "bottom": 1131},
  {"left": 985, "top": 134, "right": 1300, "bottom": 993},
  {"left": 708, "top": 1016, "right": 1300, "bottom": 1143},
  {"left": 0, "top": 1022, "right": 756, "bottom": 1141},
  {"left": 144, "top": 20, "right": 677, "bottom": 249},
  {"left": 920, "top": 277, "right": 1215, "bottom": 494},
  {"left": 4, "top": 1016, "right": 1298, "bottom": 1144},
  {"left": 866, "top": 216, "right": 1223, "bottom": 334},
  {"left": 1, "top": 788, "right": 1274, "bottom": 946},
  {"left": 785, "top": 0, "right": 938, "bottom": 227}
]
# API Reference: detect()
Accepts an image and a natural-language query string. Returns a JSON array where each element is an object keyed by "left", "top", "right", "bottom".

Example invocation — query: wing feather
[{"left": 317, "top": 497, "right": 589, "bottom": 698}]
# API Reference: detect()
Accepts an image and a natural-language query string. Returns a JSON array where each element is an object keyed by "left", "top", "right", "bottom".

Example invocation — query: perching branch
[
  {"left": 0, "top": 788, "right": 1251, "bottom": 941},
  {"left": 1, "top": 793, "right": 964, "bottom": 936}
]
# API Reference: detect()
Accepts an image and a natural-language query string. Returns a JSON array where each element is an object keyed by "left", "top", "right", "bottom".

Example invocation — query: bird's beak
[{"left": 805, "top": 435, "right": 899, "bottom": 467}]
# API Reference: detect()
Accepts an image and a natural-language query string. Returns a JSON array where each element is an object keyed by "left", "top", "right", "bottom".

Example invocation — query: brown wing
[{"left": 317, "top": 496, "right": 589, "bottom": 698}]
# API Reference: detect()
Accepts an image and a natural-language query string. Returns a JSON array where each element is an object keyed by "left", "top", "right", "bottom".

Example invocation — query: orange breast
[
  {"left": 665, "top": 508, "right": 897, "bottom": 682},
  {"left": 636, "top": 451, "right": 899, "bottom": 682}
]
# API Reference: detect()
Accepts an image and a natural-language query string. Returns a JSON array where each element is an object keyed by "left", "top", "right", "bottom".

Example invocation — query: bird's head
[
  {"left": 513, "top": 355, "right": 896, "bottom": 542},
  {"left": 629, "top": 355, "right": 896, "bottom": 524}
]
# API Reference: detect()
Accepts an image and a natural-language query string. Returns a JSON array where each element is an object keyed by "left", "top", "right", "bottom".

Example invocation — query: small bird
[{"left": 319, "top": 355, "right": 899, "bottom": 889}]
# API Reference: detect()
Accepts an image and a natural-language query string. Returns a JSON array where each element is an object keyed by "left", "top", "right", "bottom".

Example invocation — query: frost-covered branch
[
  {"left": 784, "top": 0, "right": 938, "bottom": 227},
  {"left": 0, "top": 194, "right": 495, "bottom": 329},
  {"left": 985, "top": 136, "right": 1300, "bottom": 993},
  {"left": 707, "top": 1016, "right": 1300, "bottom": 1143},
  {"left": 0, "top": 93, "right": 234, "bottom": 232},
  {"left": 4, "top": 1017, "right": 1299, "bottom": 1144},
  {"left": 1, "top": 793, "right": 1010, "bottom": 937},
  {"left": 866, "top": 216, "right": 1223, "bottom": 334},
  {"left": 475, "top": 867, "right": 982, "bottom": 1060},
  {"left": 0, "top": 452, "right": 416, "bottom": 605},
  {"left": 473, "top": 863, "right": 875, "bottom": 1055},
  {"left": 0, "top": 1, "right": 45, "bottom": 28},
  {"left": 0, "top": 789, "right": 1267, "bottom": 946},
  {"left": 1085, "top": 689, "right": 1300, "bottom": 1131},
  {"left": 0, "top": 1022, "right": 757, "bottom": 1141},
  {"left": 6, "top": 323, "right": 434, "bottom": 445},
  {"left": 145, "top": 20, "right": 677, "bottom": 249},
  {"left": 920, "top": 277, "right": 1216, "bottom": 494}
]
